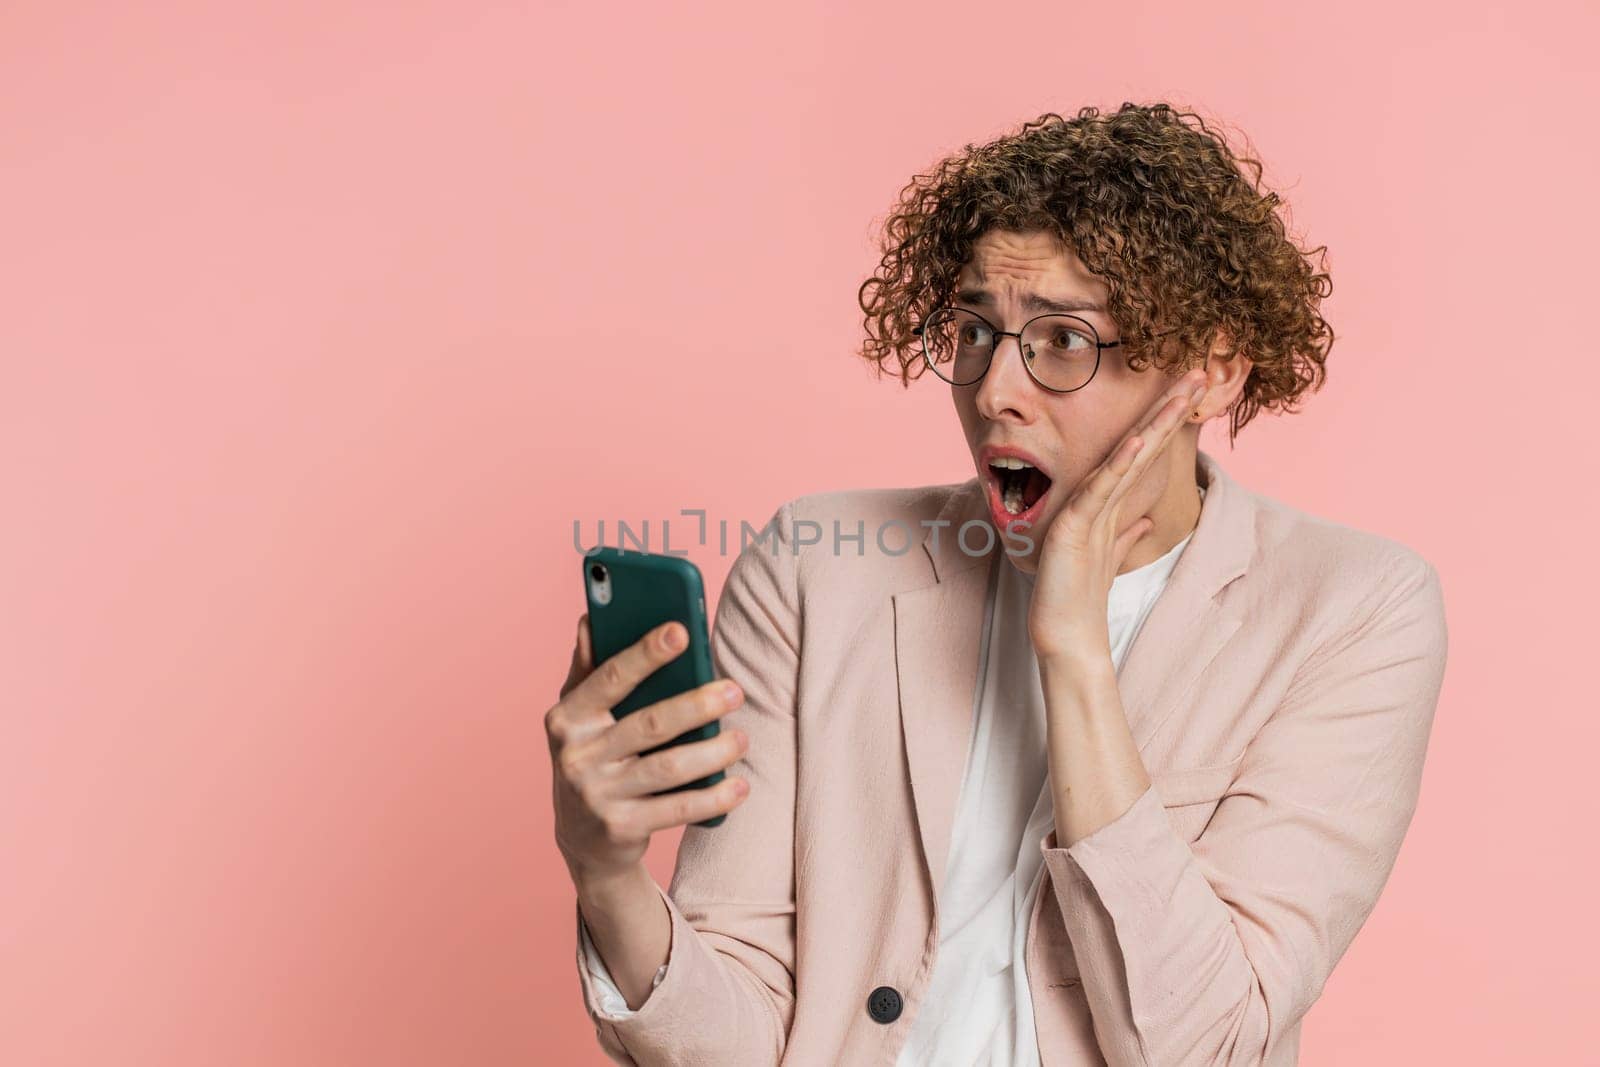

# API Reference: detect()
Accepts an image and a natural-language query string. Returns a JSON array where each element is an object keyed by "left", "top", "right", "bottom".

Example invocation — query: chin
[
  {"left": 1001, "top": 547, "right": 1040, "bottom": 575},
  {"left": 997, "top": 509, "right": 1053, "bottom": 571}
]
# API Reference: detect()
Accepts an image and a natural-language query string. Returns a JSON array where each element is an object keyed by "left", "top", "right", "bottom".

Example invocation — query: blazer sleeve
[
  {"left": 574, "top": 499, "right": 802, "bottom": 1066},
  {"left": 1037, "top": 554, "right": 1449, "bottom": 1066}
]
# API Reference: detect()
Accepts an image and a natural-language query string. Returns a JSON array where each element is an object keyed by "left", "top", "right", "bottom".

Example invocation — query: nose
[{"left": 973, "top": 333, "right": 1035, "bottom": 423}]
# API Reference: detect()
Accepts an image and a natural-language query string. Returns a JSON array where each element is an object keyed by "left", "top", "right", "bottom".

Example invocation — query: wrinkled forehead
[
  {"left": 953, "top": 229, "right": 1113, "bottom": 321},
  {"left": 955, "top": 228, "right": 1109, "bottom": 300}
]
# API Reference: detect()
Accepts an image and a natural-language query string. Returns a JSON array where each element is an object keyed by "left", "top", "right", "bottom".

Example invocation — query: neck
[{"left": 1115, "top": 444, "right": 1204, "bottom": 574}]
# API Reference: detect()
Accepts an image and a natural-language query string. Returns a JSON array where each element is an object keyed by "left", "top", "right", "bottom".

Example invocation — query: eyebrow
[{"left": 955, "top": 287, "right": 1106, "bottom": 315}]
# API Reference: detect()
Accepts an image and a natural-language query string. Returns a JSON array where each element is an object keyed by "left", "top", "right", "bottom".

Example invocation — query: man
[{"left": 547, "top": 102, "right": 1448, "bottom": 1065}]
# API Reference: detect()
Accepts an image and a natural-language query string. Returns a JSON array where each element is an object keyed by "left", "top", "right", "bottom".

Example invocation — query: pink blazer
[{"left": 574, "top": 449, "right": 1449, "bottom": 1066}]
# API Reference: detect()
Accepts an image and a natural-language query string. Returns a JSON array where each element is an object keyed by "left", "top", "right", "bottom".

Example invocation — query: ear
[{"left": 1191, "top": 329, "right": 1252, "bottom": 422}]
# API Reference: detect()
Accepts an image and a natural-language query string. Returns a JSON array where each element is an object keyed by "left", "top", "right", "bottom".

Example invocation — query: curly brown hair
[{"left": 856, "top": 102, "right": 1333, "bottom": 444}]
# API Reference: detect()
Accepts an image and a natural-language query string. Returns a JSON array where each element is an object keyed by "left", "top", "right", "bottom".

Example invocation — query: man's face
[{"left": 950, "top": 228, "right": 1191, "bottom": 571}]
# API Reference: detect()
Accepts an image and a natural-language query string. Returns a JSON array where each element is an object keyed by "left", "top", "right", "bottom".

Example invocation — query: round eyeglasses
[{"left": 912, "top": 306, "right": 1123, "bottom": 393}]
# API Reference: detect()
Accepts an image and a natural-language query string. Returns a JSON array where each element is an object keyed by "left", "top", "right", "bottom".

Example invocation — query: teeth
[
  {"left": 1002, "top": 482, "right": 1025, "bottom": 515},
  {"left": 990, "top": 455, "right": 1035, "bottom": 516}
]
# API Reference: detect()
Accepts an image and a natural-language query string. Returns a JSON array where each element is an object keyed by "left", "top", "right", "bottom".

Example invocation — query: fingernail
[
  {"left": 662, "top": 624, "right": 684, "bottom": 651},
  {"left": 721, "top": 681, "right": 741, "bottom": 706}
]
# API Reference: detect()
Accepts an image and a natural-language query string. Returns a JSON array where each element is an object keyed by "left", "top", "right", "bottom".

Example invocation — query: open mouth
[{"left": 988, "top": 457, "right": 1053, "bottom": 517}]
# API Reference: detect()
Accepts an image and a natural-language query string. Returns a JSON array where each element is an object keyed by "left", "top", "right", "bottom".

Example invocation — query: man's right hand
[{"left": 547, "top": 614, "right": 751, "bottom": 891}]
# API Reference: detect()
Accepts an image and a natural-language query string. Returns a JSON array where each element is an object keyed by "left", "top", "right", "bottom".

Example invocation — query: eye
[
  {"left": 1048, "top": 325, "right": 1092, "bottom": 350},
  {"left": 959, "top": 322, "right": 993, "bottom": 347}
]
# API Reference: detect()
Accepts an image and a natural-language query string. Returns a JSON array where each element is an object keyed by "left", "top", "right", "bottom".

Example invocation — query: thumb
[{"left": 1112, "top": 516, "right": 1154, "bottom": 573}]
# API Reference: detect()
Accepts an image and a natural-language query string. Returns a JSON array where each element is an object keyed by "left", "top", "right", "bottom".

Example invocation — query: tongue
[{"left": 1022, "top": 468, "right": 1050, "bottom": 509}]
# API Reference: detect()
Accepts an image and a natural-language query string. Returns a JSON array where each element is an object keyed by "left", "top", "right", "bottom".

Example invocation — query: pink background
[{"left": 3, "top": 2, "right": 1595, "bottom": 1064}]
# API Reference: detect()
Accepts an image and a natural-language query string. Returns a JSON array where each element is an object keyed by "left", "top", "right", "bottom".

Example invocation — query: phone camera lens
[{"left": 589, "top": 563, "right": 607, "bottom": 582}]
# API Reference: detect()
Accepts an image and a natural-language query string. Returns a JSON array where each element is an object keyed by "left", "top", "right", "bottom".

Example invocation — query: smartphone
[{"left": 581, "top": 545, "right": 727, "bottom": 828}]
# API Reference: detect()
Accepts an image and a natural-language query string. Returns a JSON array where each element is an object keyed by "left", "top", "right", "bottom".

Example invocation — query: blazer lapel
[
  {"left": 1115, "top": 450, "right": 1256, "bottom": 751},
  {"left": 891, "top": 478, "right": 995, "bottom": 901}
]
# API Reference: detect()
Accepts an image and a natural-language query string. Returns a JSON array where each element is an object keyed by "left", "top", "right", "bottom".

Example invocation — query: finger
[
  {"left": 608, "top": 723, "right": 749, "bottom": 799},
  {"left": 1065, "top": 431, "right": 1147, "bottom": 525},
  {"left": 559, "top": 614, "right": 593, "bottom": 699},
  {"left": 1101, "top": 373, "right": 1207, "bottom": 513},
  {"left": 577, "top": 614, "right": 593, "bottom": 672},
  {"left": 1068, "top": 370, "right": 1202, "bottom": 520},
  {"left": 1081, "top": 371, "right": 1203, "bottom": 518},
  {"left": 570, "top": 619, "right": 690, "bottom": 714},
  {"left": 1112, "top": 514, "right": 1154, "bottom": 570},
  {"left": 597, "top": 677, "right": 743, "bottom": 763},
  {"left": 1117, "top": 369, "right": 1204, "bottom": 457},
  {"left": 626, "top": 775, "right": 750, "bottom": 836},
  {"left": 1151, "top": 369, "right": 1207, "bottom": 438},
  {"left": 1128, "top": 371, "right": 1205, "bottom": 458}
]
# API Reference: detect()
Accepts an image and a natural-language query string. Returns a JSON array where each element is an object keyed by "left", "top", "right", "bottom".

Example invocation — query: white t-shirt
[
  {"left": 899, "top": 495, "right": 1199, "bottom": 1065},
  {"left": 581, "top": 489, "right": 1203, "bottom": 1059}
]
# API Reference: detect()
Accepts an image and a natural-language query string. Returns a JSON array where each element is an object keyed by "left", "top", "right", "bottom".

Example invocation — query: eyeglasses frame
[{"left": 911, "top": 305, "right": 1123, "bottom": 394}]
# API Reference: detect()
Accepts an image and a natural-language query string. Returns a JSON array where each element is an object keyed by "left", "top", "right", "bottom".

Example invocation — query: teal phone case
[{"left": 582, "top": 545, "right": 726, "bottom": 828}]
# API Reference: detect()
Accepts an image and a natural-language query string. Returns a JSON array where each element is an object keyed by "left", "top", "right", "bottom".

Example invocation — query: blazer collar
[{"left": 891, "top": 448, "right": 1257, "bottom": 902}]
